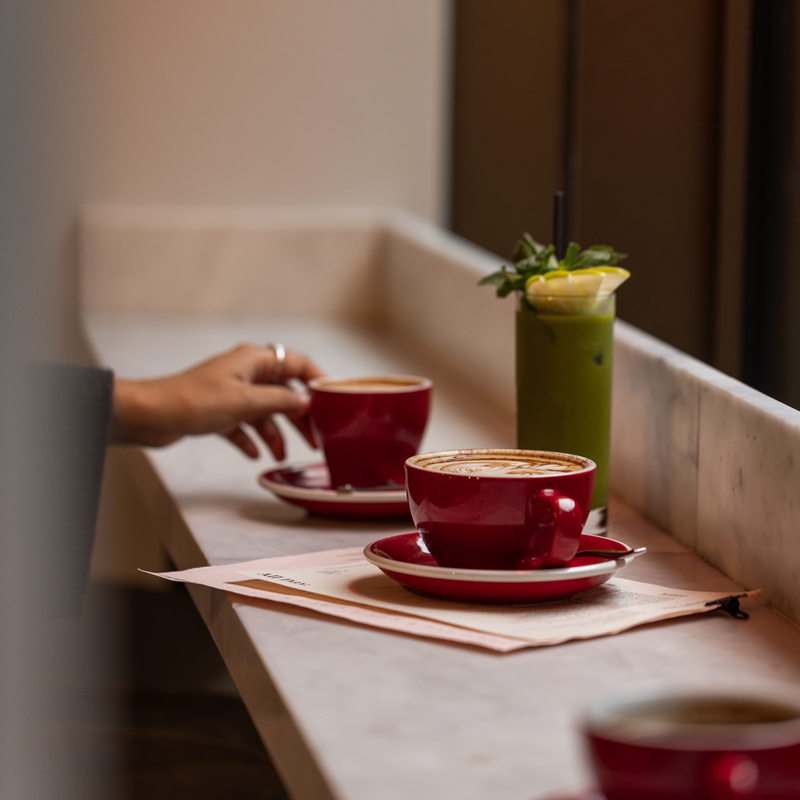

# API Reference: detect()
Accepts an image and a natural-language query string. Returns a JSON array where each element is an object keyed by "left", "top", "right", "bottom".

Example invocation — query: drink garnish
[{"left": 479, "top": 233, "right": 629, "bottom": 306}]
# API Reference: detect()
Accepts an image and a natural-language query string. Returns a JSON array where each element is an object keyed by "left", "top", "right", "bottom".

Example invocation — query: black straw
[{"left": 553, "top": 190, "right": 566, "bottom": 260}]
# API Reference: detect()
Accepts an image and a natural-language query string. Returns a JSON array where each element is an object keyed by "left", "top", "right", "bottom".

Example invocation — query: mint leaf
[
  {"left": 514, "top": 255, "right": 542, "bottom": 272},
  {"left": 478, "top": 271, "right": 509, "bottom": 288},
  {"left": 572, "top": 245, "right": 627, "bottom": 270},
  {"left": 560, "top": 241, "right": 581, "bottom": 269},
  {"left": 512, "top": 233, "right": 546, "bottom": 263}
]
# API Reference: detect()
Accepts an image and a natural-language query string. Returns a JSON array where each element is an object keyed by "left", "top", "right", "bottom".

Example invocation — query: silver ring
[{"left": 267, "top": 342, "right": 286, "bottom": 383}]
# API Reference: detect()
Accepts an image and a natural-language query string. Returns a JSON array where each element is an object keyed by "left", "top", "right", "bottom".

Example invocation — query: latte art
[
  {"left": 310, "top": 376, "right": 429, "bottom": 393},
  {"left": 410, "top": 449, "right": 589, "bottom": 476},
  {"left": 433, "top": 458, "right": 577, "bottom": 476}
]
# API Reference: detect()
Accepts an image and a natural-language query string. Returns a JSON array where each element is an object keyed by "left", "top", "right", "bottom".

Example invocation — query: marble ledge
[{"left": 611, "top": 321, "right": 800, "bottom": 628}]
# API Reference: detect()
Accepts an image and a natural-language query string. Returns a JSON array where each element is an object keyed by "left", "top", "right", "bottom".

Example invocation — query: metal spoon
[
  {"left": 335, "top": 483, "right": 403, "bottom": 494},
  {"left": 574, "top": 546, "right": 647, "bottom": 560}
]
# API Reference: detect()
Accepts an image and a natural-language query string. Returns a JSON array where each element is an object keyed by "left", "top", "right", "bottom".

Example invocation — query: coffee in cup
[
  {"left": 405, "top": 448, "right": 595, "bottom": 570},
  {"left": 416, "top": 451, "right": 584, "bottom": 476},
  {"left": 309, "top": 375, "right": 432, "bottom": 489},
  {"left": 585, "top": 692, "right": 800, "bottom": 800}
]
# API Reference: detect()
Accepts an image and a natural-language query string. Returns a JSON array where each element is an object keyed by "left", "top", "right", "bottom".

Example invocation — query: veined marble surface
[
  {"left": 87, "top": 315, "right": 800, "bottom": 800},
  {"left": 611, "top": 321, "right": 800, "bottom": 625}
]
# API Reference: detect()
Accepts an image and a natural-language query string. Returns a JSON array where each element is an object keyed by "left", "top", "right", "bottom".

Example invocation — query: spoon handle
[{"left": 575, "top": 546, "right": 647, "bottom": 559}]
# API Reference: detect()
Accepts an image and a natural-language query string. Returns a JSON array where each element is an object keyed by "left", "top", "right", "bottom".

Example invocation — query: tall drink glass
[{"left": 516, "top": 293, "right": 615, "bottom": 534}]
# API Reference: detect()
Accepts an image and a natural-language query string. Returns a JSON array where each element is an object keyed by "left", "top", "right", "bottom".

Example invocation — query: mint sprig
[{"left": 479, "top": 233, "right": 626, "bottom": 298}]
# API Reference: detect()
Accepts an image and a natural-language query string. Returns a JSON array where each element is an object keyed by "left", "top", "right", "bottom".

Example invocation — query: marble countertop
[{"left": 87, "top": 314, "right": 800, "bottom": 800}]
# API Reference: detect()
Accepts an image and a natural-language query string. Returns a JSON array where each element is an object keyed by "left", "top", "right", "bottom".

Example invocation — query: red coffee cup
[
  {"left": 585, "top": 692, "right": 800, "bottom": 800},
  {"left": 405, "top": 448, "right": 596, "bottom": 570},
  {"left": 308, "top": 375, "right": 432, "bottom": 489}
]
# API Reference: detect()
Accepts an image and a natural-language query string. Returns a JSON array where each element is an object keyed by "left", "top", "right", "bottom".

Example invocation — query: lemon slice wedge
[
  {"left": 524, "top": 267, "right": 629, "bottom": 314},
  {"left": 589, "top": 266, "right": 630, "bottom": 294},
  {"left": 526, "top": 270, "right": 603, "bottom": 297}
]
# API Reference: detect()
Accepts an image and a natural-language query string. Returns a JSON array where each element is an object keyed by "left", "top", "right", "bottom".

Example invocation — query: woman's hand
[{"left": 110, "top": 344, "right": 324, "bottom": 459}]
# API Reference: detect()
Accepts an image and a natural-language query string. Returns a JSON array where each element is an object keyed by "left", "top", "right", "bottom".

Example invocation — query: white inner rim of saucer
[
  {"left": 364, "top": 535, "right": 639, "bottom": 583},
  {"left": 259, "top": 463, "right": 407, "bottom": 504}
]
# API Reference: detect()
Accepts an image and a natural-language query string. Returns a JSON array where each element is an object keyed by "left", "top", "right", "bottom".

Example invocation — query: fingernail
[{"left": 297, "top": 393, "right": 311, "bottom": 409}]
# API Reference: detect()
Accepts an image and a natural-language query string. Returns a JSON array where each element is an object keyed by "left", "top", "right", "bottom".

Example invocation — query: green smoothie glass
[{"left": 516, "top": 292, "right": 615, "bottom": 534}]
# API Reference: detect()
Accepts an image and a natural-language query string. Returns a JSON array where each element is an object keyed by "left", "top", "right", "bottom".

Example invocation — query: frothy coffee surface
[
  {"left": 411, "top": 449, "right": 587, "bottom": 476},
  {"left": 607, "top": 699, "right": 800, "bottom": 729},
  {"left": 594, "top": 698, "right": 800, "bottom": 745},
  {"left": 311, "top": 376, "right": 427, "bottom": 393}
]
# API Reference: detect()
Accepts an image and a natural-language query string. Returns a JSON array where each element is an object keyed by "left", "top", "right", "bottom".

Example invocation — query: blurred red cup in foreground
[{"left": 584, "top": 692, "right": 800, "bottom": 800}]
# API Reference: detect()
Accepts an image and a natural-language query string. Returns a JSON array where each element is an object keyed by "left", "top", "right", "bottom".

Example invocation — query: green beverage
[
  {"left": 516, "top": 295, "right": 615, "bottom": 514},
  {"left": 478, "top": 230, "right": 629, "bottom": 535}
]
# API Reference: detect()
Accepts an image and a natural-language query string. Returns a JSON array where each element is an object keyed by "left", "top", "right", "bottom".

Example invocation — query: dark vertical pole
[
  {"left": 564, "top": 0, "right": 584, "bottom": 244},
  {"left": 553, "top": 190, "right": 566, "bottom": 258},
  {"left": 743, "top": 0, "right": 794, "bottom": 393}
]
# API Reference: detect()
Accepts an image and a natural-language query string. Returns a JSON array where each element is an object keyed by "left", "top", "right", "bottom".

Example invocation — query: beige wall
[{"left": 79, "top": 0, "right": 452, "bottom": 223}]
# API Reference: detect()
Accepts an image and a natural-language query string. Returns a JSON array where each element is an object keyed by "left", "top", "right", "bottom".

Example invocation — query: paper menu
[
  {"left": 151, "top": 548, "right": 531, "bottom": 652},
  {"left": 233, "top": 560, "right": 755, "bottom": 646},
  {"left": 149, "top": 546, "right": 756, "bottom": 652}
]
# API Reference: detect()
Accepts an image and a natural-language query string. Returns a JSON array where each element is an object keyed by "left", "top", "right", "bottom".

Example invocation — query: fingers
[
  {"left": 283, "top": 405, "right": 318, "bottom": 449},
  {"left": 243, "top": 383, "right": 311, "bottom": 419},
  {"left": 239, "top": 385, "right": 314, "bottom": 460},
  {"left": 281, "top": 349, "right": 325, "bottom": 384},
  {"left": 181, "top": 343, "right": 324, "bottom": 460},
  {"left": 250, "top": 415, "right": 286, "bottom": 461},
  {"left": 247, "top": 385, "right": 316, "bottom": 456},
  {"left": 223, "top": 425, "right": 260, "bottom": 459},
  {"left": 229, "top": 344, "right": 323, "bottom": 386},
  {"left": 221, "top": 417, "right": 290, "bottom": 461}
]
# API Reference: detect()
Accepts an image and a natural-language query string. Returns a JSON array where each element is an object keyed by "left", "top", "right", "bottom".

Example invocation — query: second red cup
[{"left": 308, "top": 375, "right": 432, "bottom": 489}]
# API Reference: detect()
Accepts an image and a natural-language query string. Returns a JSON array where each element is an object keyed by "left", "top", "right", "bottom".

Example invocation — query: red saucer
[
  {"left": 259, "top": 462, "right": 410, "bottom": 518},
  {"left": 363, "top": 533, "right": 642, "bottom": 603}
]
